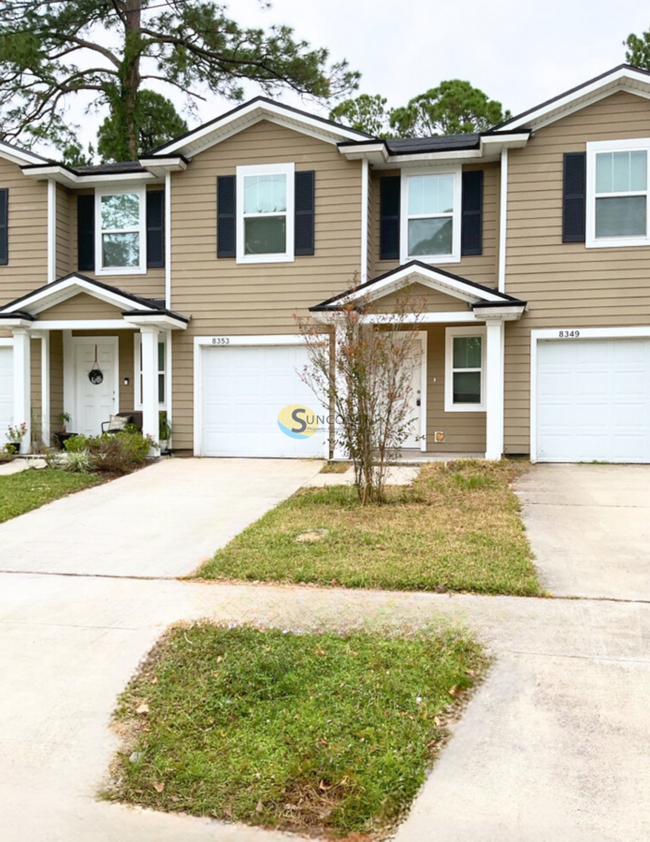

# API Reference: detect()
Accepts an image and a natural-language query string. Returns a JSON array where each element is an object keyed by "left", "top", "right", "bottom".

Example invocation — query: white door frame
[
  {"left": 530, "top": 325, "right": 650, "bottom": 462},
  {"left": 407, "top": 330, "right": 428, "bottom": 452},
  {"left": 64, "top": 335, "right": 120, "bottom": 433}
]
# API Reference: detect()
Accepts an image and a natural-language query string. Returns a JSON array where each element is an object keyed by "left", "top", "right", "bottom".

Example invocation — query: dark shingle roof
[
  {"left": 385, "top": 134, "right": 480, "bottom": 154},
  {"left": 74, "top": 161, "right": 146, "bottom": 175}
]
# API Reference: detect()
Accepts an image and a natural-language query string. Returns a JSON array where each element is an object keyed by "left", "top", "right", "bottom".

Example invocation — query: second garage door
[
  {"left": 536, "top": 337, "right": 650, "bottom": 463},
  {"left": 200, "top": 343, "right": 328, "bottom": 458}
]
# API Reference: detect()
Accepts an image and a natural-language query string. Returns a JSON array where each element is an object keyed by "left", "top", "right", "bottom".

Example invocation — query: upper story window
[
  {"left": 236, "top": 163, "right": 295, "bottom": 263},
  {"left": 586, "top": 139, "right": 650, "bottom": 248},
  {"left": 401, "top": 169, "right": 461, "bottom": 264},
  {"left": 95, "top": 187, "right": 146, "bottom": 274}
]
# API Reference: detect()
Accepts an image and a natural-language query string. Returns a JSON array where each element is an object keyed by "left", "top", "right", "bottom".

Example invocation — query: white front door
[
  {"left": 0, "top": 345, "right": 12, "bottom": 443},
  {"left": 536, "top": 337, "right": 650, "bottom": 463},
  {"left": 73, "top": 338, "right": 118, "bottom": 436},
  {"left": 401, "top": 332, "right": 426, "bottom": 450}
]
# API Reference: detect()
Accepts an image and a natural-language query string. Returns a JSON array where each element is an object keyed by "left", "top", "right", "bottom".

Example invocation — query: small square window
[{"left": 445, "top": 329, "right": 485, "bottom": 412}]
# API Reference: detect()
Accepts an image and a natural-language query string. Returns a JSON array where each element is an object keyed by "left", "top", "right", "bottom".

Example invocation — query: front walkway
[
  {"left": 0, "top": 457, "right": 323, "bottom": 577},
  {"left": 516, "top": 463, "right": 650, "bottom": 600}
]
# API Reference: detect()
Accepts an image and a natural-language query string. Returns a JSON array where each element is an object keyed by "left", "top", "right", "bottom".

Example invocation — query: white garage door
[
  {"left": 536, "top": 338, "right": 650, "bottom": 463},
  {"left": 0, "top": 346, "right": 13, "bottom": 443},
  {"left": 201, "top": 343, "right": 328, "bottom": 458}
]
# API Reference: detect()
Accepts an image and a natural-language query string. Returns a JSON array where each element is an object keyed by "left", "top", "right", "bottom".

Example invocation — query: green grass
[
  {"left": 108, "top": 624, "right": 486, "bottom": 837},
  {"left": 0, "top": 468, "right": 103, "bottom": 523},
  {"left": 196, "top": 460, "right": 541, "bottom": 596}
]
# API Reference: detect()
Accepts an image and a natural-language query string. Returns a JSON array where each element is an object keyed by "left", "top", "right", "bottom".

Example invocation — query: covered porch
[
  {"left": 310, "top": 261, "right": 527, "bottom": 461},
  {"left": 0, "top": 273, "right": 188, "bottom": 453}
]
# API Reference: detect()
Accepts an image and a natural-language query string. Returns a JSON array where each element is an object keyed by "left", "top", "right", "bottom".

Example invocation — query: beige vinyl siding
[
  {"left": 30, "top": 338, "right": 42, "bottom": 445},
  {"left": 169, "top": 118, "right": 363, "bottom": 450},
  {"left": 43, "top": 292, "right": 124, "bottom": 320},
  {"left": 0, "top": 157, "right": 48, "bottom": 307},
  {"left": 68, "top": 186, "right": 165, "bottom": 299},
  {"left": 504, "top": 90, "right": 650, "bottom": 453},
  {"left": 424, "top": 325, "right": 485, "bottom": 453},
  {"left": 369, "top": 162, "right": 499, "bottom": 287},
  {"left": 372, "top": 282, "right": 474, "bottom": 314},
  {"left": 56, "top": 184, "right": 72, "bottom": 277},
  {"left": 50, "top": 331, "right": 64, "bottom": 437}
]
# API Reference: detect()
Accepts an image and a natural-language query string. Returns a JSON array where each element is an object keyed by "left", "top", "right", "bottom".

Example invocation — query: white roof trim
[
  {"left": 0, "top": 274, "right": 157, "bottom": 316},
  {"left": 21, "top": 165, "right": 156, "bottom": 188},
  {"left": 157, "top": 98, "right": 370, "bottom": 158},
  {"left": 319, "top": 264, "right": 507, "bottom": 309},
  {"left": 500, "top": 66, "right": 650, "bottom": 131},
  {"left": 122, "top": 313, "right": 188, "bottom": 330},
  {"left": 0, "top": 140, "right": 47, "bottom": 167}
]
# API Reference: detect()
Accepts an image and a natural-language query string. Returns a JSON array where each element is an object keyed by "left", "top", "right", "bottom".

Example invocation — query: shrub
[
  {"left": 65, "top": 430, "right": 154, "bottom": 474},
  {"left": 63, "top": 449, "right": 93, "bottom": 473}
]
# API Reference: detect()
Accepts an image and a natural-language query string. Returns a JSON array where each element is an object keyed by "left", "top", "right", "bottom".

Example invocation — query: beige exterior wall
[
  {"left": 169, "top": 118, "right": 363, "bottom": 450},
  {"left": 50, "top": 331, "right": 64, "bottom": 437},
  {"left": 368, "top": 162, "right": 500, "bottom": 287},
  {"left": 56, "top": 183, "right": 72, "bottom": 277},
  {"left": 503, "top": 90, "right": 650, "bottom": 453},
  {"left": 372, "top": 282, "right": 475, "bottom": 314},
  {"left": 43, "top": 292, "right": 124, "bottom": 321}
]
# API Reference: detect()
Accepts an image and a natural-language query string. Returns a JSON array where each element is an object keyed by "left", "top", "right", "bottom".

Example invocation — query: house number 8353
[{"left": 211, "top": 337, "right": 230, "bottom": 345}]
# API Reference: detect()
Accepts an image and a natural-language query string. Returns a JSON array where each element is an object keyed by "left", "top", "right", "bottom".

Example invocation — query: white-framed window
[
  {"left": 134, "top": 333, "right": 166, "bottom": 408},
  {"left": 236, "top": 162, "right": 295, "bottom": 263},
  {"left": 445, "top": 326, "right": 486, "bottom": 412},
  {"left": 586, "top": 138, "right": 650, "bottom": 248},
  {"left": 95, "top": 186, "right": 146, "bottom": 274},
  {"left": 400, "top": 168, "right": 462, "bottom": 264}
]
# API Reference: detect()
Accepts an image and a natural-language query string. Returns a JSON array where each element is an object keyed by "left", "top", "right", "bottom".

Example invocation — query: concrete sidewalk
[
  {"left": 0, "top": 457, "right": 323, "bottom": 577},
  {"left": 1, "top": 574, "right": 648, "bottom": 842}
]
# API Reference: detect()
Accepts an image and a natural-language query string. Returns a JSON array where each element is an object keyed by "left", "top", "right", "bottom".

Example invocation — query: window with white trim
[
  {"left": 587, "top": 139, "right": 650, "bottom": 247},
  {"left": 445, "top": 326, "right": 486, "bottom": 412},
  {"left": 134, "top": 334, "right": 166, "bottom": 408},
  {"left": 95, "top": 187, "right": 146, "bottom": 274},
  {"left": 401, "top": 169, "right": 461, "bottom": 264},
  {"left": 236, "top": 162, "right": 295, "bottom": 263}
]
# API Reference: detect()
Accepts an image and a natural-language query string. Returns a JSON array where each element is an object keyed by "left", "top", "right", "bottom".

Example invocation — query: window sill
[
  {"left": 585, "top": 236, "right": 650, "bottom": 249},
  {"left": 236, "top": 253, "right": 295, "bottom": 265},
  {"left": 403, "top": 254, "right": 461, "bottom": 265},
  {"left": 444, "top": 403, "right": 486, "bottom": 413},
  {"left": 96, "top": 266, "right": 148, "bottom": 276}
]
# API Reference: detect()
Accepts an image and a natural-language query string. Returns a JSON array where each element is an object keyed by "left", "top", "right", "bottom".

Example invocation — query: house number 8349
[{"left": 558, "top": 330, "right": 580, "bottom": 338}]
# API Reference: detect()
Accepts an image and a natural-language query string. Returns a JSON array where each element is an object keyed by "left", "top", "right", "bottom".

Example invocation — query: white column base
[{"left": 485, "top": 319, "right": 505, "bottom": 461}]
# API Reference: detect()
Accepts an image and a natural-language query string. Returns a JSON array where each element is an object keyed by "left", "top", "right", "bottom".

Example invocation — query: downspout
[
  {"left": 498, "top": 149, "right": 508, "bottom": 293},
  {"left": 360, "top": 158, "right": 369, "bottom": 283},
  {"left": 47, "top": 179, "right": 56, "bottom": 284}
]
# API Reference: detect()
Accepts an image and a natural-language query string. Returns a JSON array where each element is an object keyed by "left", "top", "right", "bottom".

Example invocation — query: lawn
[
  {"left": 107, "top": 624, "right": 486, "bottom": 837},
  {"left": 0, "top": 468, "right": 103, "bottom": 523},
  {"left": 196, "top": 460, "right": 540, "bottom": 596}
]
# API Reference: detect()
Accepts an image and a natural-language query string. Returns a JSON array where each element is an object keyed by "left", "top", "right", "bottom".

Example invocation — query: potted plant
[
  {"left": 55, "top": 412, "right": 75, "bottom": 449},
  {"left": 5, "top": 422, "right": 28, "bottom": 455},
  {"left": 159, "top": 412, "right": 172, "bottom": 454}
]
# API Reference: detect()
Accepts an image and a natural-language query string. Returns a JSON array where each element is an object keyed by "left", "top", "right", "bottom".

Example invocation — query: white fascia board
[
  {"left": 500, "top": 67, "right": 650, "bottom": 131},
  {"left": 2, "top": 275, "right": 157, "bottom": 316},
  {"left": 21, "top": 165, "right": 156, "bottom": 188},
  {"left": 338, "top": 143, "right": 389, "bottom": 163},
  {"left": 0, "top": 141, "right": 47, "bottom": 166},
  {"left": 480, "top": 133, "right": 530, "bottom": 153},
  {"left": 472, "top": 304, "right": 526, "bottom": 321},
  {"left": 160, "top": 100, "right": 368, "bottom": 158},
  {"left": 0, "top": 317, "right": 33, "bottom": 328},
  {"left": 122, "top": 313, "right": 188, "bottom": 330}
]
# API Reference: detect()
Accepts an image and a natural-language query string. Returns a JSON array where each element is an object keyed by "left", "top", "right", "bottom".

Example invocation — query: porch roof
[
  {"left": 0, "top": 272, "right": 189, "bottom": 329},
  {"left": 310, "top": 261, "right": 527, "bottom": 318}
]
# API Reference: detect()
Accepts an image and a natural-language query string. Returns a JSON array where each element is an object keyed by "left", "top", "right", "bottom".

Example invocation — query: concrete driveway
[
  {"left": 0, "top": 457, "right": 322, "bottom": 577},
  {"left": 516, "top": 464, "right": 650, "bottom": 600}
]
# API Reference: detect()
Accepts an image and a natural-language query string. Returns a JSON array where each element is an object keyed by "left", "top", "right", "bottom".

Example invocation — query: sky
[{"left": 54, "top": 0, "right": 650, "bottom": 156}]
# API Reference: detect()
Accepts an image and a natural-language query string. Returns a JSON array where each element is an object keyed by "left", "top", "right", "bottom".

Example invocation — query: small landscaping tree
[{"left": 298, "top": 293, "right": 424, "bottom": 505}]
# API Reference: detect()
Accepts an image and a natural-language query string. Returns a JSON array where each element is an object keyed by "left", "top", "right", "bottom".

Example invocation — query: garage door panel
[
  {"left": 537, "top": 338, "right": 650, "bottom": 463},
  {"left": 201, "top": 343, "right": 327, "bottom": 458}
]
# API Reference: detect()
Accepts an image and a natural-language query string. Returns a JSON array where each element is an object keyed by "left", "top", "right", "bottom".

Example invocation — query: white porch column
[
  {"left": 36, "top": 332, "right": 51, "bottom": 446},
  {"left": 12, "top": 328, "right": 31, "bottom": 453},
  {"left": 485, "top": 319, "right": 505, "bottom": 460},
  {"left": 140, "top": 326, "right": 160, "bottom": 447},
  {"left": 332, "top": 324, "right": 347, "bottom": 460}
]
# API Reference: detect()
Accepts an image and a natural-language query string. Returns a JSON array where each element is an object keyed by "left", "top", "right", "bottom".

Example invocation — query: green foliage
[
  {"left": 0, "top": 0, "right": 359, "bottom": 160},
  {"left": 626, "top": 29, "right": 650, "bottom": 70},
  {"left": 65, "top": 429, "right": 153, "bottom": 473},
  {"left": 389, "top": 80, "right": 511, "bottom": 137},
  {"left": 62, "top": 449, "right": 93, "bottom": 473},
  {"left": 329, "top": 93, "right": 392, "bottom": 136},
  {"left": 97, "top": 90, "right": 188, "bottom": 162},
  {"left": 0, "top": 469, "right": 101, "bottom": 523},
  {"left": 109, "top": 624, "right": 487, "bottom": 835}
]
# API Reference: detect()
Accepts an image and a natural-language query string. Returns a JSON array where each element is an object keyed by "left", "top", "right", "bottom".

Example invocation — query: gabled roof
[
  {"left": 310, "top": 261, "right": 526, "bottom": 311},
  {"left": 147, "top": 96, "right": 373, "bottom": 159},
  {"left": 0, "top": 138, "right": 49, "bottom": 167},
  {"left": 0, "top": 272, "right": 179, "bottom": 318},
  {"left": 494, "top": 64, "right": 650, "bottom": 132}
]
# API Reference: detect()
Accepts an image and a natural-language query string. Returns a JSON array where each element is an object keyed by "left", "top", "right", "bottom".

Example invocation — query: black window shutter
[
  {"left": 295, "top": 170, "right": 315, "bottom": 255},
  {"left": 77, "top": 194, "right": 95, "bottom": 271},
  {"left": 146, "top": 190, "right": 165, "bottom": 268},
  {"left": 461, "top": 170, "right": 483, "bottom": 256},
  {"left": 217, "top": 175, "right": 236, "bottom": 258},
  {"left": 563, "top": 152, "right": 586, "bottom": 243},
  {"left": 379, "top": 176, "right": 400, "bottom": 260},
  {"left": 0, "top": 189, "right": 7, "bottom": 266}
]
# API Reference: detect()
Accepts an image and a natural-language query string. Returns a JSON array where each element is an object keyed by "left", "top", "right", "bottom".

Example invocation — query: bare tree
[{"left": 297, "top": 294, "right": 424, "bottom": 505}]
